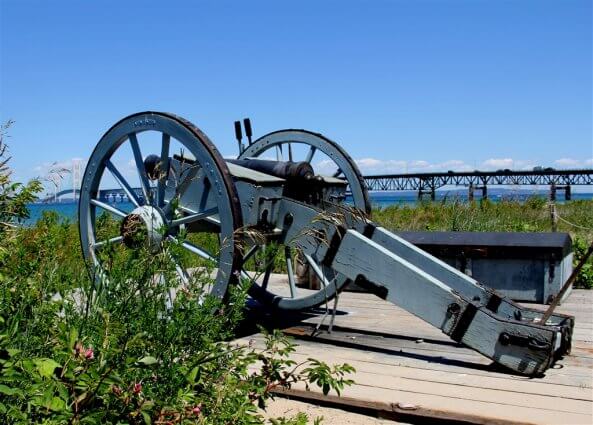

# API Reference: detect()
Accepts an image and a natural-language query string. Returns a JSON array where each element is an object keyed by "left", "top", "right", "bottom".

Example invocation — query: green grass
[{"left": 15, "top": 197, "right": 593, "bottom": 290}]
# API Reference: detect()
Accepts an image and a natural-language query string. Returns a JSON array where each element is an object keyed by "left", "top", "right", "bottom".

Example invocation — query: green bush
[
  {"left": 573, "top": 237, "right": 593, "bottom": 289},
  {"left": 0, "top": 224, "right": 354, "bottom": 424},
  {"left": 0, "top": 127, "right": 354, "bottom": 424}
]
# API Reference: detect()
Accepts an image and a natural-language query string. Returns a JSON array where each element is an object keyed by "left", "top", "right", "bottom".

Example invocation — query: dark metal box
[{"left": 396, "top": 231, "right": 573, "bottom": 304}]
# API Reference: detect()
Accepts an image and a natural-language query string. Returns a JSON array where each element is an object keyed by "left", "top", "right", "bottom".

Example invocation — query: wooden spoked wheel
[
  {"left": 238, "top": 129, "right": 371, "bottom": 310},
  {"left": 78, "top": 112, "right": 243, "bottom": 300}
]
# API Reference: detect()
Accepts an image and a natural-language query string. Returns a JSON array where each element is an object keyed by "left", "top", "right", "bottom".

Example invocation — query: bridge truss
[{"left": 363, "top": 169, "right": 593, "bottom": 200}]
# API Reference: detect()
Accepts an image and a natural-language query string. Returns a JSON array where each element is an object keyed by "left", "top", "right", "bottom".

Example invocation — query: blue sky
[{"left": 1, "top": 0, "right": 591, "bottom": 192}]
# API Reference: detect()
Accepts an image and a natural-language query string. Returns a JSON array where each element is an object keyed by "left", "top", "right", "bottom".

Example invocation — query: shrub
[
  {"left": 0, "top": 121, "right": 42, "bottom": 237},
  {"left": 573, "top": 237, "right": 593, "bottom": 289},
  {"left": 0, "top": 127, "right": 354, "bottom": 424}
]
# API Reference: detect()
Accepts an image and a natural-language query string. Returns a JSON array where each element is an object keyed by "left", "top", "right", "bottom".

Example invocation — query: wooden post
[
  {"left": 549, "top": 202, "right": 558, "bottom": 232},
  {"left": 468, "top": 183, "right": 474, "bottom": 201},
  {"left": 565, "top": 185, "right": 571, "bottom": 201},
  {"left": 550, "top": 183, "right": 556, "bottom": 201}
]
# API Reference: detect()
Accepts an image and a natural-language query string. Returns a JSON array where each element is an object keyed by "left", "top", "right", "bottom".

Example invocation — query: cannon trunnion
[{"left": 79, "top": 111, "right": 574, "bottom": 376}]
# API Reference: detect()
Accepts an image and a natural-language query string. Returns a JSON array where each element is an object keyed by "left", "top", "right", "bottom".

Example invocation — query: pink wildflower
[
  {"left": 192, "top": 404, "right": 202, "bottom": 416},
  {"left": 133, "top": 382, "right": 142, "bottom": 394},
  {"left": 84, "top": 347, "right": 94, "bottom": 360}
]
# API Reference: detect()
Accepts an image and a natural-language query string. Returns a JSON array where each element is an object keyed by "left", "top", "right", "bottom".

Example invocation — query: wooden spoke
[
  {"left": 333, "top": 168, "right": 343, "bottom": 178},
  {"left": 157, "top": 133, "right": 171, "bottom": 207},
  {"left": 242, "top": 245, "right": 259, "bottom": 265},
  {"left": 276, "top": 144, "right": 283, "bottom": 161},
  {"left": 164, "top": 201, "right": 221, "bottom": 227},
  {"left": 92, "top": 236, "right": 123, "bottom": 249},
  {"left": 285, "top": 246, "right": 297, "bottom": 298},
  {"left": 90, "top": 199, "right": 127, "bottom": 218},
  {"left": 128, "top": 133, "right": 152, "bottom": 204},
  {"left": 261, "top": 264, "right": 273, "bottom": 290},
  {"left": 162, "top": 170, "right": 201, "bottom": 215},
  {"left": 170, "top": 207, "right": 218, "bottom": 227},
  {"left": 304, "top": 253, "right": 331, "bottom": 288},
  {"left": 166, "top": 251, "right": 190, "bottom": 286},
  {"left": 169, "top": 235, "right": 217, "bottom": 263},
  {"left": 288, "top": 143, "right": 293, "bottom": 162},
  {"left": 305, "top": 146, "right": 317, "bottom": 163},
  {"left": 105, "top": 160, "right": 141, "bottom": 207}
]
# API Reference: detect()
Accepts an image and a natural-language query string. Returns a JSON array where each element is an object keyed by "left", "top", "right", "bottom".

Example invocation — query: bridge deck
[{"left": 236, "top": 277, "right": 593, "bottom": 424}]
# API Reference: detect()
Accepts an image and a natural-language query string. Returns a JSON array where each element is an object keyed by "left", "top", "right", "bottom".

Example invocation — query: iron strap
[
  {"left": 485, "top": 293, "right": 503, "bottom": 313},
  {"left": 450, "top": 302, "right": 478, "bottom": 342},
  {"left": 322, "top": 225, "right": 346, "bottom": 267},
  {"left": 362, "top": 223, "right": 376, "bottom": 239}
]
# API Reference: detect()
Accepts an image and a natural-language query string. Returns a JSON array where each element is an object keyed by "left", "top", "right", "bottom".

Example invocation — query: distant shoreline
[{"left": 26, "top": 190, "right": 593, "bottom": 226}]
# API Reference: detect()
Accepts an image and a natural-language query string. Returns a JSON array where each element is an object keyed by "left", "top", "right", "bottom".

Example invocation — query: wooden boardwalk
[{"left": 236, "top": 278, "right": 593, "bottom": 424}]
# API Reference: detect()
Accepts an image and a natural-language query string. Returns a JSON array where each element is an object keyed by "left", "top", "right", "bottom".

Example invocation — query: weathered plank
[{"left": 238, "top": 280, "right": 593, "bottom": 424}]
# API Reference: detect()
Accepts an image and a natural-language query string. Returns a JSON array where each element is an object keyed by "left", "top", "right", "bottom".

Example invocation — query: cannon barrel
[{"left": 227, "top": 158, "right": 314, "bottom": 181}]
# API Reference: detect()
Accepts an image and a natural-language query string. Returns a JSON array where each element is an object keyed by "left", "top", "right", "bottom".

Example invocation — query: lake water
[{"left": 25, "top": 190, "right": 592, "bottom": 226}]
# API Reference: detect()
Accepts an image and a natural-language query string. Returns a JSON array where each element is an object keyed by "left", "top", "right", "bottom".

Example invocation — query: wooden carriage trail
[{"left": 236, "top": 277, "right": 593, "bottom": 425}]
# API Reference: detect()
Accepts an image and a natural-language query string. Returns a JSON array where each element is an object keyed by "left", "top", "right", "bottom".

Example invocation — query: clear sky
[{"left": 1, "top": 0, "right": 591, "bottom": 191}]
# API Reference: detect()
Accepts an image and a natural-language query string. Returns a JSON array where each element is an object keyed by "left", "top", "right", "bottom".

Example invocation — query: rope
[
  {"left": 548, "top": 202, "right": 593, "bottom": 231},
  {"left": 553, "top": 211, "right": 593, "bottom": 231}
]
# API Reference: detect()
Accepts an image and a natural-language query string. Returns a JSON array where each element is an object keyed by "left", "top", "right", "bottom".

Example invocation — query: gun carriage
[{"left": 79, "top": 112, "right": 574, "bottom": 376}]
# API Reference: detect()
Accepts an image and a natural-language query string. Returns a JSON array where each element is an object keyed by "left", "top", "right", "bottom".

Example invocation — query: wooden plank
[
  {"left": 246, "top": 340, "right": 592, "bottom": 401},
  {"left": 282, "top": 325, "right": 593, "bottom": 371},
  {"left": 240, "top": 339, "right": 593, "bottom": 423},
  {"left": 243, "top": 281, "right": 593, "bottom": 424},
  {"left": 237, "top": 334, "right": 592, "bottom": 387},
  {"left": 272, "top": 381, "right": 591, "bottom": 425},
  {"left": 273, "top": 387, "right": 534, "bottom": 425}
]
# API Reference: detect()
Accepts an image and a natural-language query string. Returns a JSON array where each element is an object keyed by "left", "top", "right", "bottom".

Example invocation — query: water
[
  {"left": 25, "top": 190, "right": 592, "bottom": 226},
  {"left": 368, "top": 190, "right": 593, "bottom": 209}
]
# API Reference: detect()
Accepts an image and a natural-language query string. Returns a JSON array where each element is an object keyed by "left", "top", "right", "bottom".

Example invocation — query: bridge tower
[
  {"left": 550, "top": 183, "right": 571, "bottom": 201},
  {"left": 48, "top": 173, "right": 62, "bottom": 203},
  {"left": 72, "top": 159, "right": 82, "bottom": 201}
]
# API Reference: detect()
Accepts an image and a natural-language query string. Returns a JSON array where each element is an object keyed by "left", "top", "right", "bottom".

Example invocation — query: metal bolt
[
  {"left": 447, "top": 303, "right": 461, "bottom": 315},
  {"left": 284, "top": 213, "right": 294, "bottom": 226}
]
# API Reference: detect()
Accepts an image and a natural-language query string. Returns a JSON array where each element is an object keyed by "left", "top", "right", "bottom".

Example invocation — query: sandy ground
[{"left": 262, "top": 397, "right": 402, "bottom": 424}]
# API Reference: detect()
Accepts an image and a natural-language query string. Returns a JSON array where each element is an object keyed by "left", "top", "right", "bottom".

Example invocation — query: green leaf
[
  {"left": 137, "top": 356, "right": 158, "bottom": 366},
  {"left": 33, "top": 358, "right": 61, "bottom": 378},
  {"left": 7, "top": 348, "right": 20, "bottom": 357},
  {"left": 69, "top": 328, "right": 79, "bottom": 350},
  {"left": 186, "top": 366, "right": 199, "bottom": 384},
  {"left": 0, "top": 384, "right": 22, "bottom": 397},
  {"left": 48, "top": 396, "right": 66, "bottom": 412}
]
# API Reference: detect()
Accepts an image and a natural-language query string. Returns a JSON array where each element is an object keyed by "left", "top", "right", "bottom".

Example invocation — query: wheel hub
[{"left": 120, "top": 205, "right": 165, "bottom": 252}]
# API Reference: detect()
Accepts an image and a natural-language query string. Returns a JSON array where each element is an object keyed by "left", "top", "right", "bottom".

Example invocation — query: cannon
[{"left": 79, "top": 112, "right": 574, "bottom": 376}]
